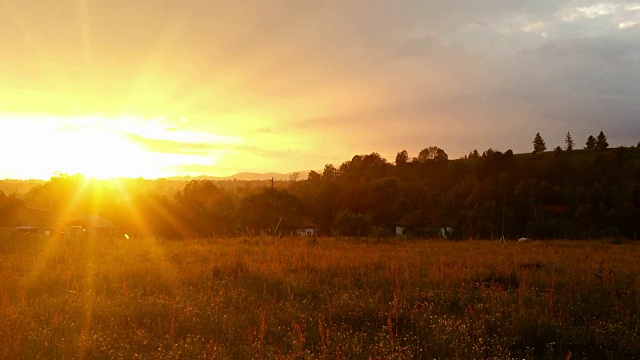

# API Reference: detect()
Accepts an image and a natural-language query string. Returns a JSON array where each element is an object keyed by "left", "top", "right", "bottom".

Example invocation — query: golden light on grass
[
  {"left": 1, "top": 236, "right": 639, "bottom": 358},
  {"left": 21, "top": 176, "right": 90, "bottom": 294},
  {"left": 13, "top": 172, "right": 187, "bottom": 358},
  {"left": 77, "top": 236, "right": 97, "bottom": 360}
]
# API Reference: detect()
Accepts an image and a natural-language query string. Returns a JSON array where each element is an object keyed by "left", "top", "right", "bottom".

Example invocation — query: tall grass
[{"left": 0, "top": 235, "right": 638, "bottom": 359}]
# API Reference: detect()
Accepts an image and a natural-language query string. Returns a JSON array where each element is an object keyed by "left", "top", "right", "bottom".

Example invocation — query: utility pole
[
  {"left": 500, "top": 189, "right": 506, "bottom": 243},
  {"left": 271, "top": 177, "right": 275, "bottom": 236}
]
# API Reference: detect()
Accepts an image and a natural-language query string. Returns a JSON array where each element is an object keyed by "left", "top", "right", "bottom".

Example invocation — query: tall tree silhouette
[
  {"left": 395, "top": 150, "right": 409, "bottom": 165},
  {"left": 533, "top": 133, "right": 546, "bottom": 153},
  {"left": 585, "top": 135, "right": 596, "bottom": 149},
  {"left": 596, "top": 131, "right": 609, "bottom": 150},
  {"left": 565, "top": 132, "right": 574, "bottom": 151}
]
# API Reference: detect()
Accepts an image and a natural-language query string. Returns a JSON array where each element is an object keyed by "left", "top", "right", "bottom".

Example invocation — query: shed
[
  {"left": 280, "top": 216, "right": 318, "bottom": 237},
  {"left": 394, "top": 219, "right": 410, "bottom": 236},
  {"left": 393, "top": 217, "right": 453, "bottom": 239}
]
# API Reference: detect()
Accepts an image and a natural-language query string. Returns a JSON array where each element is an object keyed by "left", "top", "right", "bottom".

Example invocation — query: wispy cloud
[{"left": 121, "top": 133, "right": 227, "bottom": 155}]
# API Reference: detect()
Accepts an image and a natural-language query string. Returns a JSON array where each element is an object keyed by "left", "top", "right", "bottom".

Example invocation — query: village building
[
  {"left": 67, "top": 214, "right": 116, "bottom": 238},
  {"left": 12, "top": 205, "right": 54, "bottom": 236},
  {"left": 279, "top": 216, "right": 318, "bottom": 237},
  {"left": 393, "top": 218, "right": 453, "bottom": 239}
]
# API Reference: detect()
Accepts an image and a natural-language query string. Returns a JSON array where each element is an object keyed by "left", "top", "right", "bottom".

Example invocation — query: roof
[
  {"left": 14, "top": 205, "right": 55, "bottom": 227},
  {"left": 68, "top": 214, "right": 115, "bottom": 229},
  {"left": 536, "top": 204, "right": 570, "bottom": 213},
  {"left": 281, "top": 216, "right": 317, "bottom": 228},
  {"left": 394, "top": 218, "right": 410, "bottom": 226},
  {"left": 394, "top": 213, "right": 451, "bottom": 227}
]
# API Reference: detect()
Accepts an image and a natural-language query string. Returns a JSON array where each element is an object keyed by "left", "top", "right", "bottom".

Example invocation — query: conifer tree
[
  {"left": 596, "top": 131, "right": 609, "bottom": 150},
  {"left": 533, "top": 133, "right": 546, "bottom": 153},
  {"left": 565, "top": 132, "right": 574, "bottom": 151},
  {"left": 585, "top": 135, "right": 596, "bottom": 149}
]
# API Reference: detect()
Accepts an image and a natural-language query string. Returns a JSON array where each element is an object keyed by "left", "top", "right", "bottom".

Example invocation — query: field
[{"left": 0, "top": 235, "right": 638, "bottom": 359}]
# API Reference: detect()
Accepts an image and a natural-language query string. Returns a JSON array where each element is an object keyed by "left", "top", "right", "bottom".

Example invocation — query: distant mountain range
[
  {"left": 0, "top": 171, "right": 315, "bottom": 195},
  {"left": 167, "top": 170, "right": 313, "bottom": 181}
]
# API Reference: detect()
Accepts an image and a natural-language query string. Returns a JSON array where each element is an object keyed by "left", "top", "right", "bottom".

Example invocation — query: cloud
[
  {"left": 619, "top": 19, "right": 640, "bottom": 28},
  {"left": 231, "top": 0, "right": 640, "bottom": 159},
  {"left": 1, "top": 0, "right": 639, "bottom": 177},
  {"left": 562, "top": 3, "right": 621, "bottom": 21},
  {"left": 122, "top": 133, "right": 226, "bottom": 155}
]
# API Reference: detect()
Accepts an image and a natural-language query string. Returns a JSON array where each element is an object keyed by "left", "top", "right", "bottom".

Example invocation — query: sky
[{"left": 0, "top": 1, "right": 638, "bottom": 179}]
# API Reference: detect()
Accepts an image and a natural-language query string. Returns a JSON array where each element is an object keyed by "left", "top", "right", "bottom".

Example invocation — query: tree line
[
  {"left": 1, "top": 132, "right": 639, "bottom": 240},
  {"left": 532, "top": 131, "right": 610, "bottom": 153}
]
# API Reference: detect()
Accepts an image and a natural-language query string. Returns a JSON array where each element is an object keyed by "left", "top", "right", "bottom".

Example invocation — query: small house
[
  {"left": 68, "top": 214, "right": 116, "bottom": 237},
  {"left": 394, "top": 219, "right": 410, "bottom": 236},
  {"left": 280, "top": 216, "right": 318, "bottom": 237},
  {"left": 13, "top": 205, "right": 54, "bottom": 236},
  {"left": 393, "top": 218, "right": 453, "bottom": 239}
]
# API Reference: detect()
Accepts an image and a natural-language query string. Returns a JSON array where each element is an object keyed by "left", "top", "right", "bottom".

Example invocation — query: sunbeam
[
  {"left": 77, "top": 236, "right": 97, "bottom": 360},
  {"left": 21, "top": 177, "right": 91, "bottom": 294}
]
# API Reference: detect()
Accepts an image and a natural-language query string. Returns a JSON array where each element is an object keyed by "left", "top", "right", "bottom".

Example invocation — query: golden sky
[{"left": 1, "top": 1, "right": 639, "bottom": 179}]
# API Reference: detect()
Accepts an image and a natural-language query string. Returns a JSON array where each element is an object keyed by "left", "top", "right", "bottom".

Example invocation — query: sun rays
[
  {"left": 11, "top": 174, "right": 190, "bottom": 358},
  {"left": 0, "top": 1, "right": 324, "bottom": 180},
  {"left": 0, "top": 0, "right": 247, "bottom": 180},
  {"left": 0, "top": 115, "right": 243, "bottom": 180},
  {"left": 52, "top": 125, "right": 151, "bottom": 179}
]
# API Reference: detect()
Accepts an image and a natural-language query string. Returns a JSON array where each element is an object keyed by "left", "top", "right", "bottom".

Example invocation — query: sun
[
  {"left": 52, "top": 126, "right": 159, "bottom": 179},
  {"left": 0, "top": 116, "right": 167, "bottom": 179},
  {"left": 0, "top": 115, "right": 237, "bottom": 180}
]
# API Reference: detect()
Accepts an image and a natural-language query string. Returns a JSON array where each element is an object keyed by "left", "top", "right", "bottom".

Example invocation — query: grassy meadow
[{"left": 0, "top": 235, "right": 638, "bottom": 359}]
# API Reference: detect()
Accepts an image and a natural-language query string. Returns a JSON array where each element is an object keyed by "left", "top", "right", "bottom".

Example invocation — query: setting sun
[
  {"left": 48, "top": 123, "right": 153, "bottom": 179},
  {"left": 0, "top": 115, "right": 235, "bottom": 179}
]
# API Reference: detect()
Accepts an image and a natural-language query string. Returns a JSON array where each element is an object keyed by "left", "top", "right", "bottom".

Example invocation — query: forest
[{"left": 1, "top": 132, "right": 639, "bottom": 240}]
